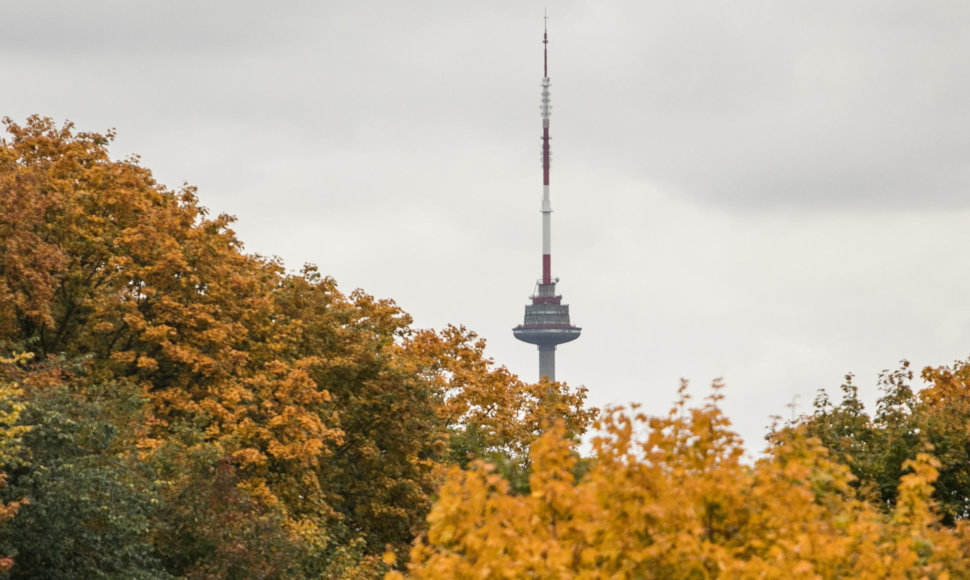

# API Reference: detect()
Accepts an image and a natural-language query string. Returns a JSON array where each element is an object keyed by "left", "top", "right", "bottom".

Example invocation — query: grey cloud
[
  {"left": 6, "top": 0, "right": 970, "bottom": 453},
  {"left": 556, "top": 1, "right": 970, "bottom": 211}
]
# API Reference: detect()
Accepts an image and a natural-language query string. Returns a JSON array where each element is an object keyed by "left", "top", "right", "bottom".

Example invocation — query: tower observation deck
[{"left": 513, "top": 19, "right": 581, "bottom": 382}]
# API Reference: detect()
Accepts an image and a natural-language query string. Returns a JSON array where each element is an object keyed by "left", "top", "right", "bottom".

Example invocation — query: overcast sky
[{"left": 5, "top": 0, "right": 970, "bottom": 453}]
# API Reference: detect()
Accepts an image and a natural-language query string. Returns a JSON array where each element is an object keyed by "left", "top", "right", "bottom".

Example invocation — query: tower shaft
[{"left": 538, "top": 345, "right": 556, "bottom": 382}]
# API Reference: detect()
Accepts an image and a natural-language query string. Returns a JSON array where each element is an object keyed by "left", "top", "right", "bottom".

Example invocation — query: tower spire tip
[{"left": 542, "top": 11, "right": 549, "bottom": 77}]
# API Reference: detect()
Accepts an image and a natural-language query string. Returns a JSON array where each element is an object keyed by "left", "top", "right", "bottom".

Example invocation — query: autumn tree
[
  {"left": 0, "top": 115, "right": 346, "bottom": 572},
  {"left": 0, "top": 355, "right": 30, "bottom": 574},
  {"left": 0, "top": 115, "right": 595, "bottom": 575},
  {"left": 404, "top": 325, "right": 594, "bottom": 470},
  {"left": 274, "top": 271, "right": 594, "bottom": 559},
  {"left": 401, "top": 382, "right": 970, "bottom": 579}
]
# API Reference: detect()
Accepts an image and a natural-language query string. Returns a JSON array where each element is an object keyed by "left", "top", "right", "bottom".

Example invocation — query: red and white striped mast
[
  {"left": 540, "top": 15, "right": 553, "bottom": 285},
  {"left": 513, "top": 16, "right": 581, "bottom": 382}
]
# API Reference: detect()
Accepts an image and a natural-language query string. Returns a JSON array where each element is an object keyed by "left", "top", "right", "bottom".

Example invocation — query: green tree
[
  {"left": 786, "top": 359, "right": 970, "bottom": 525},
  {"left": 0, "top": 379, "right": 167, "bottom": 579},
  {"left": 150, "top": 444, "right": 309, "bottom": 580}
]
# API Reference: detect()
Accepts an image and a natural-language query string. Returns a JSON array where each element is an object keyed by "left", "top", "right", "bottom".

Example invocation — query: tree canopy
[
  {"left": 783, "top": 359, "right": 970, "bottom": 526},
  {"left": 0, "top": 116, "right": 593, "bottom": 577},
  {"left": 8, "top": 114, "right": 970, "bottom": 579},
  {"left": 400, "top": 383, "right": 970, "bottom": 578}
]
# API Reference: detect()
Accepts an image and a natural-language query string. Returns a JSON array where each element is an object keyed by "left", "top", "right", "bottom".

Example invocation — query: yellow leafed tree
[
  {"left": 0, "top": 354, "right": 32, "bottom": 572},
  {"left": 400, "top": 381, "right": 970, "bottom": 579}
]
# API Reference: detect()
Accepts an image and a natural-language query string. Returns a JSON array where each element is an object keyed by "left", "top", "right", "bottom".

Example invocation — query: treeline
[
  {"left": 5, "top": 116, "right": 970, "bottom": 579},
  {"left": 0, "top": 116, "right": 592, "bottom": 578},
  {"left": 403, "top": 369, "right": 970, "bottom": 578}
]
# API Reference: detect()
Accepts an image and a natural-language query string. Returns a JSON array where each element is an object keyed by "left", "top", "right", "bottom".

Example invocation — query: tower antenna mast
[{"left": 513, "top": 16, "right": 581, "bottom": 382}]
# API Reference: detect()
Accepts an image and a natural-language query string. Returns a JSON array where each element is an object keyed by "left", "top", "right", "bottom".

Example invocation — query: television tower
[{"left": 513, "top": 18, "right": 581, "bottom": 382}]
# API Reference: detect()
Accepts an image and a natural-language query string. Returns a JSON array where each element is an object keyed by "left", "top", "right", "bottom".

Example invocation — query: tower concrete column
[{"left": 538, "top": 344, "right": 556, "bottom": 381}]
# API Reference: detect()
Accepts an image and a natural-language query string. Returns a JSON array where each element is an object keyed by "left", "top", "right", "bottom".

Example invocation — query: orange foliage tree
[{"left": 0, "top": 115, "right": 594, "bottom": 575}]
